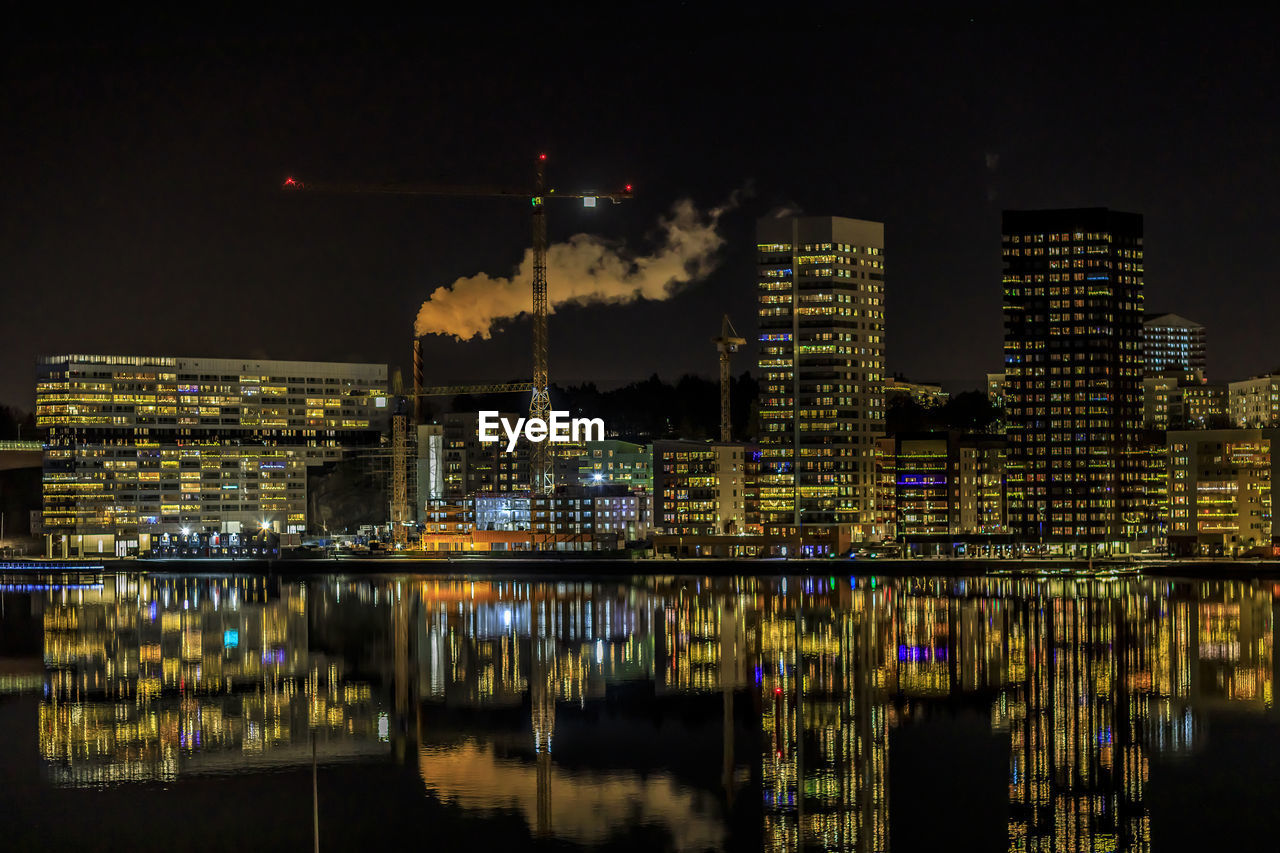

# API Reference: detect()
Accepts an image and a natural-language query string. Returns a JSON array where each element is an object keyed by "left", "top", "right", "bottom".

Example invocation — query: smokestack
[
  {"left": 412, "top": 337, "right": 424, "bottom": 424},
  {"left": 413, "top": 196, "right": 736, "bottom": 341}
]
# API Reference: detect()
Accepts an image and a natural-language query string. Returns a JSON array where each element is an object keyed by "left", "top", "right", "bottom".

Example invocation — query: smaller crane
[{"left": 713, "top": 315, "right": 746, "bottom": 442}]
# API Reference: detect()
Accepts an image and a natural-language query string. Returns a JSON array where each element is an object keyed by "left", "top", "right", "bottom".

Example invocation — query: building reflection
[
  {"left": 36, "top": 574, "right": 391, "bottom": 786},
  {"left": 13, "top": 571, "right": 1277, "bottom": 850}
]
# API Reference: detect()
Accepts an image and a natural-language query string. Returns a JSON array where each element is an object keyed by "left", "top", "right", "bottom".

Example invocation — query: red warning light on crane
[
  {"left": 283, "top": 177, "right": 301, "bottom": 188},
  {"left": 539, "top": 153, "right": 547, "bottom": 161},
  {"left": 625, "top": 184, "right": 632, "bottom": 192}
]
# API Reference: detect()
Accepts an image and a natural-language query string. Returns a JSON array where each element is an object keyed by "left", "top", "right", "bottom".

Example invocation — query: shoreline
[{"left": 7, "top": 555, "right": 1280, "bottom": 579}]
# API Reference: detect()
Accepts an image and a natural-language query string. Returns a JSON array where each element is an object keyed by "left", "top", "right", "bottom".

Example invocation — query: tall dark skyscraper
[{"left": 1001, "top": 209, "right": 1144, "bottom": 547}]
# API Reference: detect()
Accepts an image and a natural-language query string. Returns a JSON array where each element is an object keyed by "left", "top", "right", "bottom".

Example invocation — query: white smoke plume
[{"left": 414, "top": 196, "right": 736, "bottom": 340}]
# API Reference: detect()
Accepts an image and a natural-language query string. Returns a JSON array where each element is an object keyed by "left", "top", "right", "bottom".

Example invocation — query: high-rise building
[
  {"left": 1001, "top": 209, "right": 1144, "bottom": 547},
  {"left": 1143, "top": 313, "right": 1206, "bottom": 376},
  {"left": 36, "top": 353, "right": 388, "bottom": 556},
  {"left": 755, "top": 215, "right": 885, "bottom": 541}
]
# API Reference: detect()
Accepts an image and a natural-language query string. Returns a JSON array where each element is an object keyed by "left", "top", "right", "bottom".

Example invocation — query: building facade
[
  {"left": 755, "top": 215, "right": 885, "bottom": 541},
  {"left": 1143, "top": 371, "right": 1227, "bottom": 430},
  {"left": 552, "top": 439, "right": 653, "bottom": 492},
  {"left": 985, "top": 373, "right": 1006, "bottom": 409},
  {"left": 36, "top": 354, "right": 388, "bottom": 556},
  {"left": 531, "top": 484, "right": 646, "bottom": 550},
  {"left": 894, "top": 431, "right": 1007, "bottom": 542},
  {"left": 1229, "top": 374, "right": 1280, "bottom": 428},
  {"left": 1001, "top": 209, "right": 1145, "bottom": 548},
  {"left": 436, "top": 412, "right": 530, "bottom": 500},
  {"left": 1167, "top": 429, "right": 1279, "bottom": 555},
  {"left": 652, "top": 440, "right": 749, "bottom": 535},
  {"left": 873, "top": 437, "right": 897, "bottom": 542},
  {"left": 1143, "top": 313, "right": 1206, "bottom": 376}
]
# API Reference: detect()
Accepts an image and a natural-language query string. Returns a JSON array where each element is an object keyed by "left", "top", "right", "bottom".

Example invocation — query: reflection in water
[{"left": 4, "top": 572, "right": 1278, "bottom": 850}]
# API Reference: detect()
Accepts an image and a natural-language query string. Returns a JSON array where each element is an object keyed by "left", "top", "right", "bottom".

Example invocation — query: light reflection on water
[{"left": 1, "top": 571, "right": 1277, "bottom": 851}]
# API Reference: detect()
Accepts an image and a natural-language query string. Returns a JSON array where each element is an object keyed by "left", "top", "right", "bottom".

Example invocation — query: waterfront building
[
  {"left": 1229, "top": 374, "right": 1280, "bottom": 428},
  {"left": 873, "top": 436, "right": 896, "bottom": 542},
  {"left": 1143, "top": 312, "right": 1206, "bottom": 376},
  {"left": 35, "top": 354, "right": 388, "bottom": 556},
  {"left": 531, "top": 484, "right": 644, "bottom": 549},
  {"left": 652, "top": 440, "right": 749, "bottom": 535},
  {"left": 1167, "top": 429, "right": 1280, "bottom": 555},
  {"left": 1001, "top": 209, "right": 1145, "bottom": 548},
  {"left": 755, "top": 215, "right": 886, "bottom": 541},
  {"left": 1128, "top": 441, "right": 1168, "bottom": 546},
  {"left": 894, "top": 431, "right": 1007, "bottom": 548}
]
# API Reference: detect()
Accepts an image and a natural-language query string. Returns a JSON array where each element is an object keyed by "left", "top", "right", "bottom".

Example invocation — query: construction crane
[
  {"left": 713, "top": 315, "right": 746, "bottom": 442},
  {"left": 284, "top": 155, "right": 632, "bottom": 495}
]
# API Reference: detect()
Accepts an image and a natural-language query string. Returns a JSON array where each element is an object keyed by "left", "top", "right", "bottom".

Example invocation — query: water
[{"left": 1, "top": 570, "right": 1278, "bottom": 851}]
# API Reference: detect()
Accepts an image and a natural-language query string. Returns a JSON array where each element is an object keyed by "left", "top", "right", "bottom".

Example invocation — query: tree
[{"left": 938, "top": 391, "right": 1000, "bottom": 432}]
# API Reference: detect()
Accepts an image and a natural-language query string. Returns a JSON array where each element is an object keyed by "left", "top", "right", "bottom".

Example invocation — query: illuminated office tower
[
  {"left": 1001, "top": 209, "right": 1144, "bottom": 547},
  {"left": 36, "top": 353, "right": 388, "bottom": 556},
  {"left": 756, "top": 216, "right": 885, "bottom": 543},
  {"left": 1143, "top": 312, "right": 1205, "bottom": 377}
]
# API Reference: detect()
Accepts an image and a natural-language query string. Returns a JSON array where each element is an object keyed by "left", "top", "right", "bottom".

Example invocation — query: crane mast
[
  {"left": 530, "top": 156, "right": 553, "bottom": 493},
  {"left": 713, "top": 315, "right": 746, "bottom": 442}
]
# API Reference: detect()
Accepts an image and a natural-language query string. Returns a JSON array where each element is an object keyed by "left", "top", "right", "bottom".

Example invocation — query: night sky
[{"left": 4, "top": 9, "right": 1278, "bottom": 410}]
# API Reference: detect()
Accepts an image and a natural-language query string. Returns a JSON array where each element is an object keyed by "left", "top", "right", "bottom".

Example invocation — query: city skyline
[{"left": 5, "top": 10, "right": 1280, "bottom": 410}]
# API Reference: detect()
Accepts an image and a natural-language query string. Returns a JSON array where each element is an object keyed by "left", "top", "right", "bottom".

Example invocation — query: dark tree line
[
  {"left": 0, "top": 406, "right": 35, "bottom": 441},
  {"left": 886, "top": 391, "right": 1001, "bottom": 436}
]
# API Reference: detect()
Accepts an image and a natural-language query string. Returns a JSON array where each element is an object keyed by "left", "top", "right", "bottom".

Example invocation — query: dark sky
[{"left": 3, "top": 8, "right": 1279, "bottom": 410}]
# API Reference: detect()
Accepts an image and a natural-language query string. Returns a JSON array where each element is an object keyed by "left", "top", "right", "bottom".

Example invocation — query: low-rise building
[
  {"left": 552, "top": 439, "right": 652, "bottom": 491},
  {"left": 894, "top": 431, "right": 1007, "bottom": 553},
  {"left": 1167, "top": 429, "right": 1280, "bottom": 556},
  {"left": 1143, "top": 371, "right": 1227, "bottom": 430},
  {"left": 873, "top": 437, "right": 896, "bottom": 542},
  {"left": 1229, "top": 374, "right": 1280, "bottom": 428},
  {"left": 36, "top": 353, "right": 388, "bottom": 557},
  {"left": 652, "top": 440, "right": 748, "bottom": 535}
]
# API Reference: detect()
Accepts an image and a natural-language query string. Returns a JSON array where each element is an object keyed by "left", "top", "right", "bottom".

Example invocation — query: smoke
[
  {"left": 769, "top": 203, "right": 803, "bottom": 219},
  {"left": 414, "top": 196, "right": 737, "bottom": 340}
]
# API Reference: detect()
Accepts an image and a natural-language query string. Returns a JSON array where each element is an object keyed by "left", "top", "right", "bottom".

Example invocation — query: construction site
[{"left": 289, "top": 155, "right": 760, "bottom": 556}]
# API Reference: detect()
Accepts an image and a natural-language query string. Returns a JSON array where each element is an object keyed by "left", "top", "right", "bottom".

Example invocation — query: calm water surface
[{"left": 1, "top": 570, "right": 1278, "bottom": 851}]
